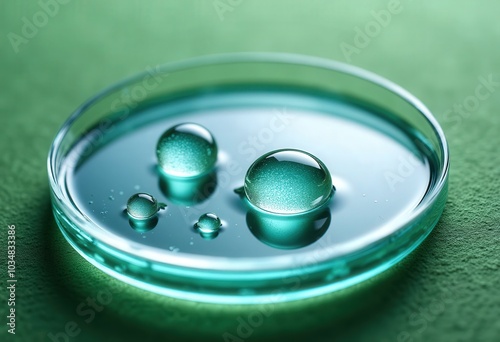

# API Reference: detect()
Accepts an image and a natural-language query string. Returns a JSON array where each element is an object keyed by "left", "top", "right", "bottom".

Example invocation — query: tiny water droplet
[
  {"left": 156, "top": 123, "right": 217, "bottom": 178},
  {"left": 241, "top": 149, "right": 333, "bottom": 215},
  {"left": 374, "top": 200, "right": 378, "bottom": 203},
  {"left": 189, "top": 241, "right": 194, "bottom": 245},
  {"left": 89, "top": 201, "right": 94, "bottom": 205},
  {"left": 110, "top": 189, "right": 114, "bottom": 193},
  {"left": 134, "top": 185, "right": 140, "bottom": 190},
  {"left": 362, "top": 193, "right": 366, "bottom": 197},
  {"left": 109, "top": 196, "right": 115, "bottom": 201},
  {"left": 126, "top": 193, "right": 164, "bottom": 220},
  {"left": 119, "top": 191, "right": 124, "bottom": 196}
]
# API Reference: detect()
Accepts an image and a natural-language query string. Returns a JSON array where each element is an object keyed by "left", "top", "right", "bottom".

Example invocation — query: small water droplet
[
  {"left": 241, "top": 149, "right": 333, "bottom": 215},
  {"left": 374, "top": 200, "right": 378, "bottom": 203},
  {"left": 189, "top": 241, "right": 194, "bottom": 245},
  {"left": 89, "top": 201, "right": 94, "bottom": 205},
  {"left": 156, "top": 123, "right": 217, "bottom": 178},
  {"left": 195, "top": 213, "right": 222, "bottom": 233},
  {"left": 109, "top": 196, "right": 115, "bottom": 201},
  {"left": 195, "top": 213, "right": 222, "bottom": 239},
  {"left": 362, "top": 193, "right": 366, "bottom": 197},
  {"left": 126, "top": 193, "right": 164, "bottom": 220},
  {"left": 134, "top": 185, "right": 140, "bottom": 190},
  {"left": 119, "top": 191, "right": 124, "bottom": 196}
]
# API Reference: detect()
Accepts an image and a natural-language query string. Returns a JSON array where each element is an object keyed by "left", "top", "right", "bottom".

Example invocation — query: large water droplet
[
  {"left": 242, "top": 149, "right": 333, "bottom": 215},
  {"left": 156, "top": 123, "right": 217, "bottom": 178},
  {"left": 195, "top": 213, "right": 222, "bottom": 239},
  {"left": 126, "top": 193, "right": 165, "bottom": 220}
]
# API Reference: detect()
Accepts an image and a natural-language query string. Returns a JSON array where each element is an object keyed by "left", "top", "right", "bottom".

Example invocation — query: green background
[{"left": 1, "top": 1, "right": 499, "bottom": 341}]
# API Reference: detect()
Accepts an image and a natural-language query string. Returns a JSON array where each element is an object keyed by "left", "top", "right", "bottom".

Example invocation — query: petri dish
[{"left": 48, "top": 53, "right": 449, "bottom": 304}]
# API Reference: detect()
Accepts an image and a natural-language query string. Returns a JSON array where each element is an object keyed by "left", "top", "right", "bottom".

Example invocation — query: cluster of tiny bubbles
[
  {"left": 239, "top": 149, "right": 334, "bottom": 215},
  {"left": 156, "top": 123, "right": 218, "bottom": 178},
  {"left": 126, "top": 193, "right": 166, "bottom": 231},
  {"left": 195, "top": 213, "right": 222, "bottom": 240}
]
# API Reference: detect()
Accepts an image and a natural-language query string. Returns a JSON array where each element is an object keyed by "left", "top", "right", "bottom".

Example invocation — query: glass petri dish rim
[{"left": 48, "top": 53, "right": 449, "bottom": 275}]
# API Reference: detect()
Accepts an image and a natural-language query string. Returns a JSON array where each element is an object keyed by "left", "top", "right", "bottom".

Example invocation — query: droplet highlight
[
  {"left": 242, "top": 149, "right": 334, "bottom": 215},
  {"left": 156, "top": 123, "right": 217, "bottom": 178}
]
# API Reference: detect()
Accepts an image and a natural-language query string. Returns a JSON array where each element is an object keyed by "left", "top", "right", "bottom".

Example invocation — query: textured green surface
[{"left": 1, "top": 1, "right": 499, "bottom": 341}]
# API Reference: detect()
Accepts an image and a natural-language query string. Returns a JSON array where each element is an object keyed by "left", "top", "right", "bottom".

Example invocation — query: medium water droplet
[
  {"left": 195, "top": 213, "right": 222, "bottom": 239},
  {"left": 156, "top": 123, "right": 217, "bottom": 178},
  {"left": 126, "top": 193, "right": 164, "bottom": 220},
  {"left": 242, "top": 149, "right": 333, "bottom": 215}
]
